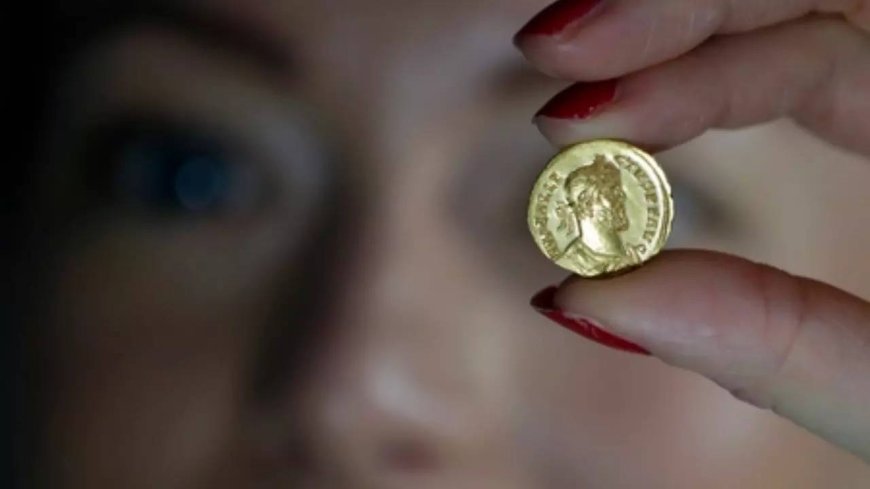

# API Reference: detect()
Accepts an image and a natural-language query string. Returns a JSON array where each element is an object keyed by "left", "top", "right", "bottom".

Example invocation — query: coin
[{"left": 527, "top": 140, "right": 673, "bottom": 277}]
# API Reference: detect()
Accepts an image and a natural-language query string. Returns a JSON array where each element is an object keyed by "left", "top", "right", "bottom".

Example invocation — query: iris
[{"left": 112, "top": 125, "right": 235, "bottom": 214}]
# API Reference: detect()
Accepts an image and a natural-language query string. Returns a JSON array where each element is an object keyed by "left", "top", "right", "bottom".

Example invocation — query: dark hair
[{"left": 564, "top": 155, "right": 624, "bottom": 219}]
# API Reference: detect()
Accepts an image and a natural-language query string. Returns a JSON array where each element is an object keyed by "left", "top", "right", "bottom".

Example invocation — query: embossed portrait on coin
[{"left": 555, "top": 155, "right": 640, "bottom": 274}]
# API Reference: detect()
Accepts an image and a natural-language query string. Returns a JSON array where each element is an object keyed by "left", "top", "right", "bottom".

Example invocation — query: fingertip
[
  {"left": 513, "top": 0, "right": 613, "bottom": 79},
  {"left": 533, "top": 112, "right": 628, "bottom": 148},
  {"left": 513, "top": 36, "right": 576, "bottom": 80},
  {"left": 514, "top": 35, "right": 626, "bottom": 81},
  {"left": 533, "top": 112, "right": 670, "bottom": 153},
  {"left": 550, "top": 250, "right": 769, "bottom": 367},
  {"left": 531, "top": 75, "right": 687, "bottom": 151}
]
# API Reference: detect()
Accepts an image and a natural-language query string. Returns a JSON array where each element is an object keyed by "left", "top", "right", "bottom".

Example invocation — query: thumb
[{"left": 533, "top": 250, "right": 870, "bottom": 461}]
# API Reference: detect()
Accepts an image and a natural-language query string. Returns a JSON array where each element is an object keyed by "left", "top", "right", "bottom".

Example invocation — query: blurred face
[{"left": 30, "top": 1, "right": 870, "bottom": 488}]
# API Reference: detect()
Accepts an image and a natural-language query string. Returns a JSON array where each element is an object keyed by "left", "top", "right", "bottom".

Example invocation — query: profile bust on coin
[
  {"left": 528, "top": 140, "right": 673, "bottom": 278},
  {"left": 557, "top": 154, "right": 640, "bottom": 275}
]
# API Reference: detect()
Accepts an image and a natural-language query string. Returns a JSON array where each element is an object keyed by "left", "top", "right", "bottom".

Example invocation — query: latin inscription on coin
[{"left": 528, "top": 140, "right": 673, "bottom": 277}]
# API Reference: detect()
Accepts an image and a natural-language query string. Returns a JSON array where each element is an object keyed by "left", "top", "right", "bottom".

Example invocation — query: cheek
[{"left": 41, "top": 228, "right": 281, "bottom": 487}]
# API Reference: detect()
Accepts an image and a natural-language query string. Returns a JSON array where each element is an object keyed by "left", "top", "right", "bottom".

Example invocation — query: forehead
[
  {"left": 213, "top": 0, "right": 542, "bottom": 27},
  {"left": 201, "top": 0, "right": 542, "bottom": 44},
  {"left": 202, "top": 0, "right": 540, "bottom": 66},
  {"left": 177, "top": 0, "right": 552, "bottom": 159},
  {"left": 166, "top": 1, "right": 544, "bottom": 108}
]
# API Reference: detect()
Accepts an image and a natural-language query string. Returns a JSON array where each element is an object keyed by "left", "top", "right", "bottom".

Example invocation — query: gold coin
[{"left": 527, "top": 140, "right": 673, "bottom": 277}]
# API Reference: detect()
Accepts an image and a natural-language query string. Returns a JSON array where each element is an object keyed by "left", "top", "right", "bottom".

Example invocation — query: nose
[{"left": 285, "top": 163, "right": 526, "bottom": 488}]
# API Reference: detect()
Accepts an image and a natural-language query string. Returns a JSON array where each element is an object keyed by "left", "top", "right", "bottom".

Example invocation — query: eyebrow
[{"left": 53, "top": 2, "right": 293, "bottom": 74}]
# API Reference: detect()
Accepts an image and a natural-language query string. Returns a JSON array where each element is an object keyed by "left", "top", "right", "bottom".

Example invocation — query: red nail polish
[
  {"left": 530, "top": 286, "right": 651, "bottom": 355},
  {"left": 535, "top": 79, "right": 618, "bottom": 120},
  {"left": 514, "top": 0, "right": 604, "bottom": 41}
]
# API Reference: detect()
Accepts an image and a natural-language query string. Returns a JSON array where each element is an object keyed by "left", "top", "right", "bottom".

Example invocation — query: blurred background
[{"left": 8, "top": 1, "right": 870, "bottom": 488}]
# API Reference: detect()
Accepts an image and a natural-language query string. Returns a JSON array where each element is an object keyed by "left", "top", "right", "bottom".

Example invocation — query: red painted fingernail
[
  {"left": 535, "top": 79, "right": 618, "bottom": 119},
  {"left": 530, "top": 286, "right": 651, "bottom": 355},
  {"left": 514, "top": 0, "right": 604, "bottom": 42}
]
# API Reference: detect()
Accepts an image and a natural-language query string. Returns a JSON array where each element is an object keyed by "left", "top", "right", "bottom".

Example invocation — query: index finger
[{"left": 513, "top": 0, "right": 868, "bottom": 80}]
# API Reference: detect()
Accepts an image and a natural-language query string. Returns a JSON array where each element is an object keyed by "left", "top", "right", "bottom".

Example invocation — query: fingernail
[
  {"left": 514, "top": 0, "right": 604, "bottom": 43},
  {"left": 535, "top": 79, "right": 618, "bottom": 120},
  {"left": 530, "top": 286, "right": 651, "bottom": 355}
]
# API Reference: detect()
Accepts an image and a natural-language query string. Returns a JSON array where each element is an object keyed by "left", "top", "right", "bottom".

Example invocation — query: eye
[{"left": 87, "top": 119, "right": 261, "bottom": 216}]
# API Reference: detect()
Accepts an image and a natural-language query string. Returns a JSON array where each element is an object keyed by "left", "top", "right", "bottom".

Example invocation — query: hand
[{"left": 515, "top": 0, "right": 870, "bottom": 461}]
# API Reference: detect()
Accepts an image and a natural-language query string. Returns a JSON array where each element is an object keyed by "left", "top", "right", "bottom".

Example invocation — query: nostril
[{"left": 380, "top": 438, "right": 442, "bottom": 472}]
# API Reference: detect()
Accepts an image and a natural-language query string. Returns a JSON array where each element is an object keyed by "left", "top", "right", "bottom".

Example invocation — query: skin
[{"left": 27, "top": 0, "right": 870, "bottom": 488}]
